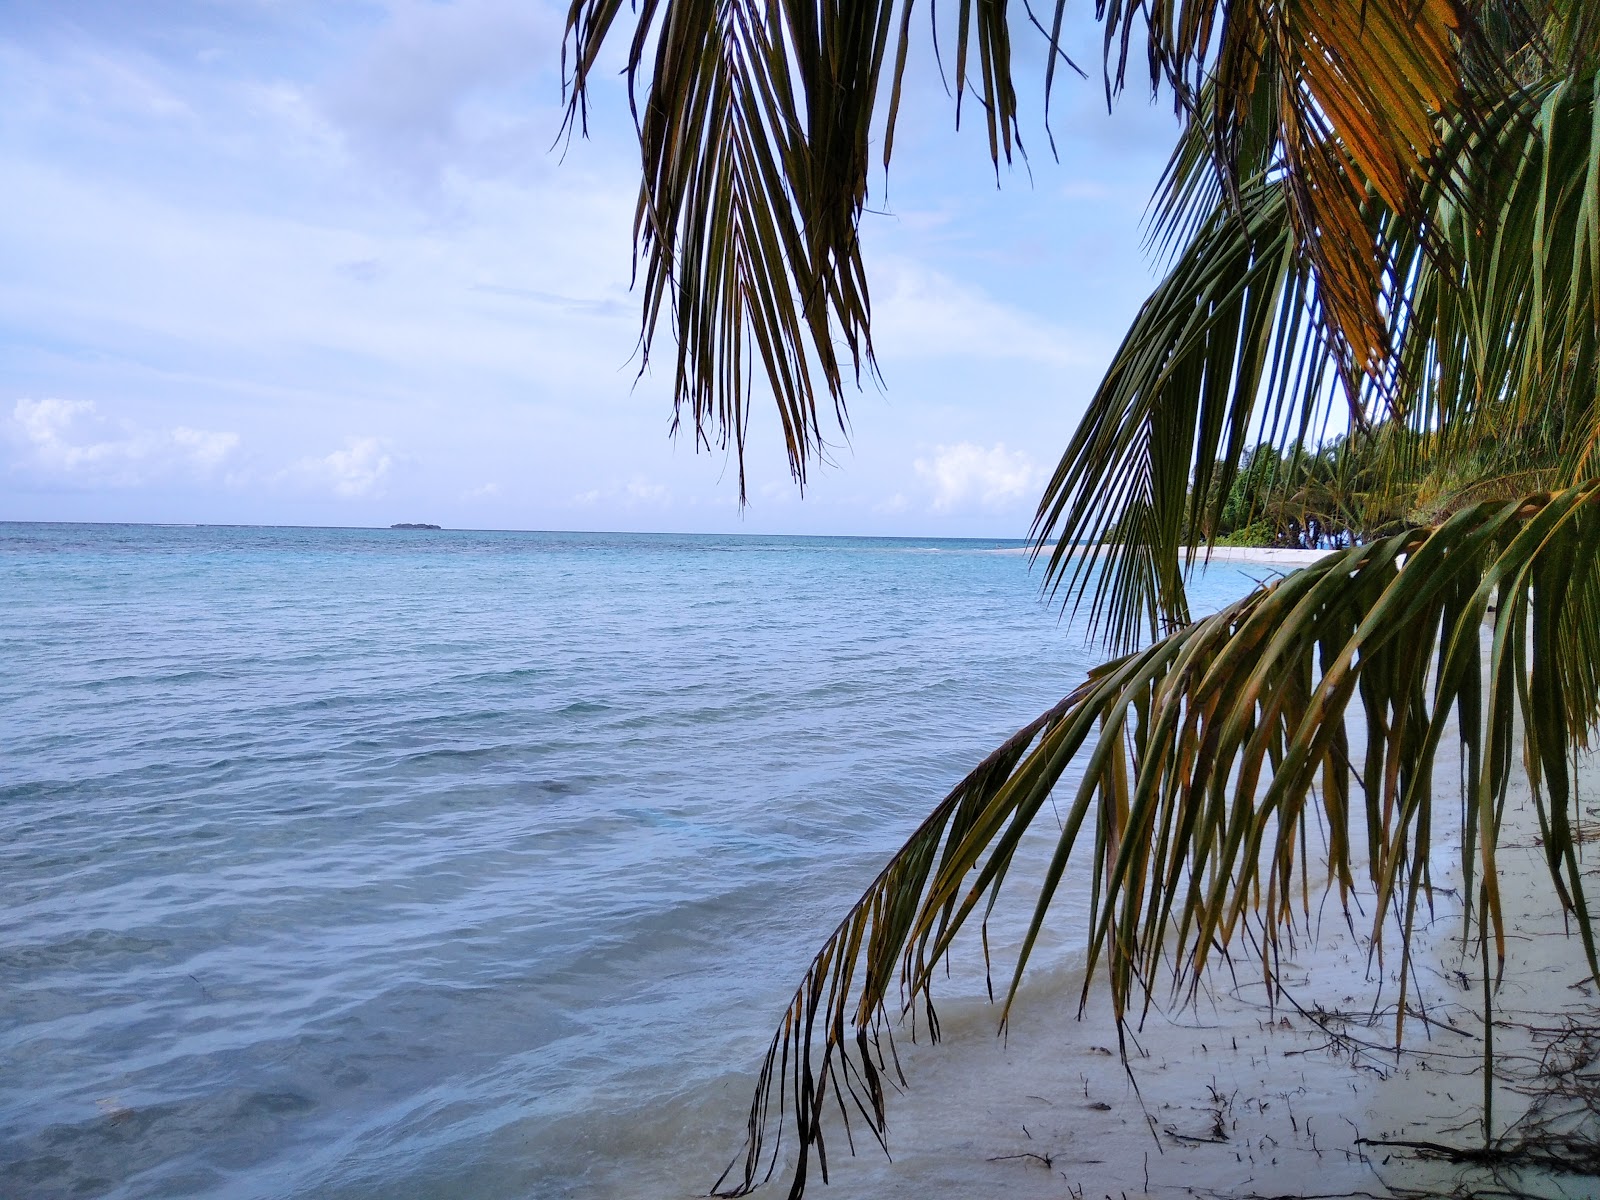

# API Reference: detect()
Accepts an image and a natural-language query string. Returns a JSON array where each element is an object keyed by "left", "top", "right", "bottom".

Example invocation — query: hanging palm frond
[
  {"left": 1031, "top": 175, "right": 1333, "bottom": 648},
  {"left": 561, "top": 0, "right": 1033, "bottom": 498},
  {"left": 1099, "top": 0, "right": 1470, "bottom": 395},
  {"left": 1035, "top": 64, "right": 1600, "bottom": 646},
  {"left": 717, "top": 481, "right": 1600, "bottom": 1198},
  {"left": 1402, "top": 67, "right": 1600, "bottom": 481}
]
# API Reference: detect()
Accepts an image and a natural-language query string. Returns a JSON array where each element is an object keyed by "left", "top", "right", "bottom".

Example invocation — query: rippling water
[{"left": 1, "top": 523, "right": 1268, "bottom": 1198}]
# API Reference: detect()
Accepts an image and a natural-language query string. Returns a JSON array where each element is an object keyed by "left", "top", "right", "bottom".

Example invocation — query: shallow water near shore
[{"left": 2, "top": 522, "right": 1284, "bottom": 1198}]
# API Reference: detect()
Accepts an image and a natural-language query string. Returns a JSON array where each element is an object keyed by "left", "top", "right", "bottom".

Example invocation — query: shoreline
[{"left": 998, "top": 543, "right": 1336, "bottom": 566}]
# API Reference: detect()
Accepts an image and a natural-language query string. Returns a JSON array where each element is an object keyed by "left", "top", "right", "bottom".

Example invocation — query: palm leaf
[
  {"left": 717, "top": 480, "right": 1600, "bottom": 1198},
  {"left": 1032, "top": 175, "right": 1340, "bottom": 645},
  {"left": 1036, "top": 62, "right": 1600, "bottom": 645},
  {"left": 562, "top": 0, "right": 1032, "bottom": 498},
  {"left": 1099, "top": 0, "right": 1470, "bottom": 392}
]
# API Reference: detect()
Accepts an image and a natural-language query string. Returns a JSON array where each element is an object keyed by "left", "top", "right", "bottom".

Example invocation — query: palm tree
[{"left": 562, "top": 3, "right": 1600, "bottom": 1195}]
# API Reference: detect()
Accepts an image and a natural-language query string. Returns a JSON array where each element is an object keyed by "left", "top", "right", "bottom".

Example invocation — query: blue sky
[{"left": 1, "top": 1, "right": 1181, "bottom": 536}]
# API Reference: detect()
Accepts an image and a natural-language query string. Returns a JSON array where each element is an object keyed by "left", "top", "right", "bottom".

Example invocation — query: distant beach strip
[{"left": 994, "top": 543, "right": 1332, "bottom": 566}]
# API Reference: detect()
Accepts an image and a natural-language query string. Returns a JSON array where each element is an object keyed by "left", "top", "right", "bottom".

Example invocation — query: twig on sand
[{"left": 985, "top": 1150, "right": 1054, "bottom": 1168}]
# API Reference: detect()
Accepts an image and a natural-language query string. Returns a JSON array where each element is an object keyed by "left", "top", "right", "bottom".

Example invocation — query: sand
[
  {"left": 757, "top": 672, "right": 1600, "bottom": 1197},
  {"left": 999, "top": 545, "right": 1338, "bottom": 566},
  {"left": 1182, "top": 546, "right": 1336, "bottom": 566}
]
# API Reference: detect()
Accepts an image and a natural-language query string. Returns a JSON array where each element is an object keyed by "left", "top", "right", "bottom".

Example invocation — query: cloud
[
  {"left": 572, "top": 477, "right": 671, "bottom": 508},
  {"left": 872, "top": 259, "right": 1095, "bottom": 368},
  {"left": 627, "top": 480, "right": 667, "bottom": 503},
  {"left": 5, "top": 40, "right": 193, "bottom": 125},
  {"left": 875, "top": 492, "right": 910, "bottom": 514},
  {"left": 914, "top": 442, "right": 1043, "bottom": 513},
  {"left": 8, "top": 398, "right": 239, "bottom": 484},
  {"left": 290, "top": 436, "right": 393, "bottom": 497},
  {"left": 170, "top": 426, "right": 242, "bottom": 467},
  {"left": 320, "top": 0, "right": 553, "bottom": 191},
  {"left": 468, "top": 282, "right": 626, "bottom": 320}
]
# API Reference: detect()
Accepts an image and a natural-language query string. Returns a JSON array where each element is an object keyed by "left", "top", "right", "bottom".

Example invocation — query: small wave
[{"left": 559, "top": 700, "right": 612, "bottom": 715}]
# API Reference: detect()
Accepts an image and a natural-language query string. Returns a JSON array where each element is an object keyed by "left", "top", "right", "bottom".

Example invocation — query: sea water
[{"left": 1, "top": 523, "right": 1271, "bottom": 1199}]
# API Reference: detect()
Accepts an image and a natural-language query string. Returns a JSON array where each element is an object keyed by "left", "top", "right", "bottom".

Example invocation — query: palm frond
[
  {"left": 562, "top": 0, "right": 1030, "bottom": 498},
  {"left": 1032, "top": 176, "right": 1340, "bottom": 645},
  {"left": 719, "top": 480, "right": 1600, "bottom": 1198},
  {"left": 1403, "top": 67, "right": 1600, "bottom": 484},
  {"left": 1038, "top": 62, "right": 1600, "bottom": 645},
  {"left": 1058, "top": 0, "right": 1472, "bottom": 395}
]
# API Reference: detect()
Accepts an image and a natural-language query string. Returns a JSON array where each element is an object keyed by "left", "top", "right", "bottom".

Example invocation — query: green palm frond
[
  {"left": 718, "top": 481, "right": 1600, "bottom": 1198},
  {"left": 1032, "top": 175, "right": 1347, "bottom": 645},
  {"left": 1102, "top": 0, "right": 1470, "bottom": 390},
  {"left": 1037, "top": 62, "right": 1600, "bottom": 645},
  {"left": 1405, "top": 68, "right": 1600, "bottom": 479}
]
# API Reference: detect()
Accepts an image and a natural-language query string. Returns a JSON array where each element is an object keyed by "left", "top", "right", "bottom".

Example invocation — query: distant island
[{"left": 389, "top": 523, "right": 441, "bottom": 530}]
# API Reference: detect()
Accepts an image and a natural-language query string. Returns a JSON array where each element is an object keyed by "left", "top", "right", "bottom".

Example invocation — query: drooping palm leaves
[
  {"left": 1105, "top": 0, "right": 1470, "bottom": 394},
  {"left": 1038, "top": 51, "right": 1600, "bottom": 644},
  {"left": 562, "top": 0, "right": 1030, "bottom": 497},
  {"left": 1034, "top": 174, "right": 1328, "bottom": 647},
  {"left": 717, "top": 482, "right": 1600, "bottom": 1197}
]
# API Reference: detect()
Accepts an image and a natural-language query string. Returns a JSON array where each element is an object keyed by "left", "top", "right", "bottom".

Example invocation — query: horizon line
[{"left": 0, "top": 517, "right": 1056, "bottom": 544}]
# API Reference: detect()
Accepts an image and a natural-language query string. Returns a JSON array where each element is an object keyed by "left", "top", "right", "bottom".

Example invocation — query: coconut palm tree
[{"left": 563, "top": 3, "right": 1600, "bottom": 1195}]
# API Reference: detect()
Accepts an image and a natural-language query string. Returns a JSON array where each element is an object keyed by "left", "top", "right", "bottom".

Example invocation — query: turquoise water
[{"left": 1, "top": 523, "right": 1269, "bottom": 1198}]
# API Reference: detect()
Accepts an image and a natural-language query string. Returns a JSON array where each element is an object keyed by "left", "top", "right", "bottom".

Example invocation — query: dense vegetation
[{"left": 1178, "top": 416, "right": 1575, "bottom": 549}]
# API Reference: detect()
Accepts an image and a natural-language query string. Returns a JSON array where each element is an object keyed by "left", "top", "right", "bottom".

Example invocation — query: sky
[{"left": 0, "top": 1, "right": 1183, "bottom": 537}]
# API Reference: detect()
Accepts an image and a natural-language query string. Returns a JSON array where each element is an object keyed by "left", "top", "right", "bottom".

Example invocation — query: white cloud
[
  {"left": 1, "top": 154, "right": 641, "bottom": 399},
  {"left": 8, "top": 398, "right": 239, "bottom": 484},
  {"left": 171, "top": 426, "right": 241, "bottom": 467},
  {"left": 290, "top": 436, "right": 393, "bottom": 497},
  {"left": 626, "top": 480, "right": 667, "bottom": 503},
  {"left": 875, "top": 492, "right": 910, "bottom": 514},
  {"left": 320, "top": 0, "right": 554, "bottom": 191},
  {"left": 571, "top": 477, "right": 671, "bottom": 509},
  {"left": 914, "top": 442, "right": 1043, "bottom": 513},
  {"left": 11, "top": 42, "right": 193, "bottom": 124},
  {"left": 14, "top": 398, "right": 93, "bottom": 454},
  {"left": 872, "top": 259, "right": 1097, "bottom": 368}
]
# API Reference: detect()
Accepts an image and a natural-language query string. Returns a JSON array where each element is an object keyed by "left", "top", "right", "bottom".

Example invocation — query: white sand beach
[
  {"left": 996, "top": 544, "right": 1337, "bottom": 567},
  {"left": 1184, "top": 545, "right": 1336, "bottom": 565}
]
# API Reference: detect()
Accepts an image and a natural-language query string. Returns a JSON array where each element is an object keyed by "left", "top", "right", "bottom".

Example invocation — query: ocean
[{"left": 1, "top": 523, "right": 1271, "bottom": 1199}]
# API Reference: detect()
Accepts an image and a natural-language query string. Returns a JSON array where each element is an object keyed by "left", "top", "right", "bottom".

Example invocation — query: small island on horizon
[{"left": 389, "top": 523, "right": 441, "bottom": 530}]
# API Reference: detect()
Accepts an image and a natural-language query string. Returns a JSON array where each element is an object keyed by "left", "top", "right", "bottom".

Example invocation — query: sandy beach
[
  {"left": 1003, "top": 544, "right": 1338, "bottom": 567},
  {"left": 757, "top": 655, "right": 1600, "bottom": 1198},
  {"left": 1183, "top": 545, "right": 1336, "bottom": 566}
]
